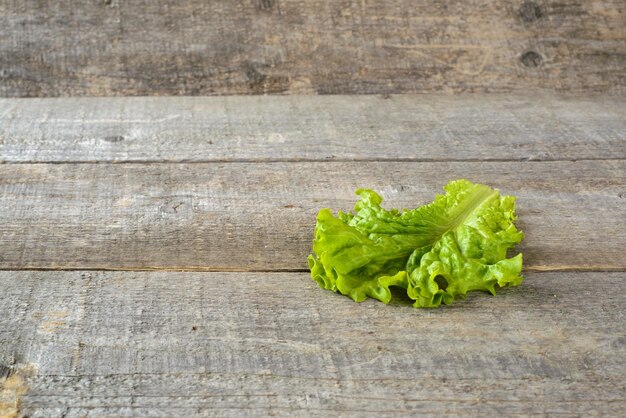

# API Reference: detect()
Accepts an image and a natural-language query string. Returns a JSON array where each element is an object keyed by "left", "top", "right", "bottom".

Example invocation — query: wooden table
[{"left": 1, "top": 94, "right": 625, "bottom": 416}]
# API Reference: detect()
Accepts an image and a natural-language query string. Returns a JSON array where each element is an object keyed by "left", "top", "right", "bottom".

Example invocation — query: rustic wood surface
[
  {"left": 1, "top": 95, "right": 625, "bottom": 417},
  {"left": 0, "top": 160, "right": 624, "bottom": 271},
  {"left": 1, "top": 0, "right": 625, "bottom": 97},
  {"left": 1, "top": 95, "right": 625, "bottom": 163},
  {"left": 1, "top": 271, "right": 625, "bottom": 417}
]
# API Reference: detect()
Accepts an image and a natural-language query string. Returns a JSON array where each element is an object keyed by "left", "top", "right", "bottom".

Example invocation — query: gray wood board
[
  {"left": 1, "top": 95, "right": 625, "bottom": 163},
  {"left": 1, "top": 1, "right": 625, "bottom": 97},
  {"left": 1, "top": 160, "right": 624, "bottom": 271},
  {"left": 0, "top": 271, "right": 624, "bottom": 417}
]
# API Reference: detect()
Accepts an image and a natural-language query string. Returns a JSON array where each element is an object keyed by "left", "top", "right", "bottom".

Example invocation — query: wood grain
[
  {"left": 1, "top": 271, "right": 624, "bottom": 417},
  {"left": 1, "top": 1, "right": 624, "bottom": 97},
  {"left": 0, "top": 160, "right": 623, "bottom": 271},
  {"left": 1, "top": 95, "right": 625, "bottom": 163}
]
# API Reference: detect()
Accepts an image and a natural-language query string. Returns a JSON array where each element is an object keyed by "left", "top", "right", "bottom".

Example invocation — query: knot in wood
[{"left": 520, "top": 51, "right": 543, "bottom": 67}]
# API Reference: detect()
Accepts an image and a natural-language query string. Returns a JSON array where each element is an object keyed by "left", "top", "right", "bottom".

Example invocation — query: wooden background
[
  {"left": 1, "top": 0, "right": 625, "bottom": 97},
  {"left": 1, "top": 1, "right": 625, "bottom": 417},
  {"left": 1, "top": 94, "right": 625, "bottom": 417}
]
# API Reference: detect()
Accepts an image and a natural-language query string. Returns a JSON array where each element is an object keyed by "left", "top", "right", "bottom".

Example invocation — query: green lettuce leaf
[{"left": 307, "top": 180, "right": 524, "bottom": 308}]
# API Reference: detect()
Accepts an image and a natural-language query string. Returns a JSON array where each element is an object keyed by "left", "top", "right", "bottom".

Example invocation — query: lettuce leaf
[{"left": 308, "top": 180, "right": 524, "bottom": 308}]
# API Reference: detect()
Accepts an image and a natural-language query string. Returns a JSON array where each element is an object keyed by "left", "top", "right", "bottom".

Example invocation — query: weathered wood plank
[
  {"left": 1, "top": 271, "right": 624, "bottom": 417},
  {"left": 1, "top": 0, "right": 624, "bottom": 97},
  {"left": 0, "top": 161, "right": 624, "bottom": 270},
  {"left": 1, "top": 95, "right": 625, "bottom": 163}
]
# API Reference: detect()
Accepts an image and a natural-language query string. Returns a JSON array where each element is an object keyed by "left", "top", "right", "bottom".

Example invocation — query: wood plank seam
[
  {"left": 2, "top": 157, "right": 626, "bottom": 164},
  {"left": 0, "top": 267, "right": 624, "bottom": 273}
]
